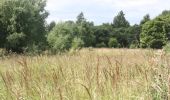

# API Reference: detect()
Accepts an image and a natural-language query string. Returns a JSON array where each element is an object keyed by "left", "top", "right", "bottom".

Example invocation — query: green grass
[{"left": 0, "top": 48, "right": 170, "bottom": 100}]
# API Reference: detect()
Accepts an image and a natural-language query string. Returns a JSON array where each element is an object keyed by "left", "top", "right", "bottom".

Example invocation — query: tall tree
[
  {"left": 140, "top": 14, "right": 150, "bottom": 25},
  {"left": 0, "top": 0, "right": 48, "bottom": 52},
  {"left": 156, "top": 10, "right": 170, "bottom": 40},
  {"left": 47, "top": 22, "right": 76, "bottom": 53},
  {"left": 76, "top": 12, "right": 86, "bottom": 24},
  {"left": 76, "top": 12, "right": 95, "bottom": 47},
  {"left": 111, "top": 11, "right": 131, "bottom": 47},
  {"left": 161, "top": 10, "right": 170, "bottom": 15},
  {"left": 94, "top": 23, "right": 113, "bottom": 47},
  {"left": 112, "top": 11, "right": 130, "bottom": 28},
  {"left": 140, "top": 20, "right": 168, "bottom": 49},
  {"left": 48, "top": 21, "right": 56, "bottom": 32}
]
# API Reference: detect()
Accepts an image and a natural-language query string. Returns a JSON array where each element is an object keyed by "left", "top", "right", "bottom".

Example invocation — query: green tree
[
  {"left": 127, "top": 25, "right": 141, "bottom": 47},
  {"left": 140, "top": 20, "right": 168, "bottom": 49},
  {"left": 0, "top": 0, "right": 48, "bottom": 53},
  {"left": 156, "top": 10, "right": 170, "bottom": 40},
  {"left": 108, "top": 38, "right": 119, "bottom": 48},
  {"left": 113, "top": 28, "right": 130, "bottom": 47},
  {"left": 140, "top": 10, "right": 170, "bottom": 49},
  {"left": 76, "top": 12, "right": 86, "bottom": 24},
  {"left": 48, "top": 21, "right": 56, "bottom": 32},
  {"left": 71, "top": 37, "right": 84, "bottom": 50},
  {"left": 94, "top": 23, "right": 113, "bottom": 47},
  {"left": 161, "top": 10, "right": 170, "bottom": 16},
  {"left": 140, "top": 14, "right": 150, "bottom": 25},
  {"left": 75, "top": 12, "right": 95, "bottom": 47},
  {"left": 112, "top": 11, "right": 130, "bottom": 28},
  {"left": 111, "top": 11, "right": 132, "bottom": 48},
  {"left": 6, "top": 32, "right": 26, "bottom": 52},
  {"left": 47, "top": 22, "right": 76, "bottom": 53}
]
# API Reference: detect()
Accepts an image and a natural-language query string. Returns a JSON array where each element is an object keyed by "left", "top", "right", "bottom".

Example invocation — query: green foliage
[
  {"left": 23, "top": 43, "right": 45, "bottom": 55},
  {"left": 161, "top": 10, "right": 170, "bottom": 16},
  {"left": 113, "top": 28, "right": 130, "bottom": 47},
  {"left": 94, "top": 23, "right": 113, "bottom": 47},
  {"left": 48, "top": 21, "right": 56, "bottom": 32},
  {"left": 76, "top": 12, "right": 86, "bottom": 24},
  {"left": 156, "top": 10, "right": 170, "bottom": 40},
  {"left": 6, "top": 32, "right": 25, "bottom": 46},
  {"left": 96, "top": 42, "right": 106, "bottom": 48},
  {"left": 140, "top": 14, "right": 150, "bottom": 25},
  {"left": 129, "top": 40, "right": 139, "bottom": 48},
  {"left": 6, "top": 32, "right": 26, "bottom": 51},
  {"left": 51, "top": 35, "right": 71, "bottom": 52},
  {"left": 140, "top": 20, "right": 168, "bottom": 49},
  {"left": 94, "top": 22, "right": 140, "bottom": 48},
  {"left": 111, "top": 11, "right": 140, "bottom": 48},
  {"left": 0, "top": 0, "right": 48, "bottom": 53},
  {"left": 47, "top": 13, "right": 95, "bottom": 53},
  {"left": 1, "top": 3, "right": 170, "bottom": 54},
  {"left": 76, "top": 12, "right": 95, "bottom": 47},
  {"left": 71, "top": 37, "right": 84, "bottom": 50},
  {"left": 108, "top": 38, "right": 119, "bottom": 48},
  {"left": 140, "top": 10, "right": 170, "bottom": 49},
  {"left": 129, "top": 25, "right": 141, "bottom": 42},
  {"left": 47, "top": 22, "right": 74, "bottom": 53},
  {"left": 112, "top": 11, "right": 130, "bottom": 28}
]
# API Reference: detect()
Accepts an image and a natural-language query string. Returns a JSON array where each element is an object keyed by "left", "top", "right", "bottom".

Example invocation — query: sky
[{"left": 45, "top": 0, "right": 170, "bottom": 25}]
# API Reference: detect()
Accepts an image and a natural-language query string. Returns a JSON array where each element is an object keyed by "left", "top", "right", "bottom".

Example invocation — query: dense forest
[{"left": 0, "top": 0, "right": 170, "bottom": 54}]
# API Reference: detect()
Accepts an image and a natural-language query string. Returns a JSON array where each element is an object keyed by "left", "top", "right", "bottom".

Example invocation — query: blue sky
[{"left": 46, "top": 0, "right": 170, "bottom": 25}]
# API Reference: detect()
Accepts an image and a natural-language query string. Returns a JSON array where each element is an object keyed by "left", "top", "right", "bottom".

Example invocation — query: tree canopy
[
  {"left": 112, "top": 11, "right": 130, "bottom": 28},
  {"left": 140, "top": 10, "right": 170, "bottom": 49},
  {"left": 140, "top": 14, "right": 150, "bottom": 25},
  {"left": 0, "top": 0, "right": 170, "bottom": 54},
  {"left": 0, "top": 0, "right": 48, "bottom": 52}
]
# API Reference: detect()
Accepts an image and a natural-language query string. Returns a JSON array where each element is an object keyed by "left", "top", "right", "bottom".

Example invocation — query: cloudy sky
[{"left": 46, "top": 0, "right": 169, "bottom": 25}]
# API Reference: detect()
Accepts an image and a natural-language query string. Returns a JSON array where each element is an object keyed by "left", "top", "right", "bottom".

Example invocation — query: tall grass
[{"left": 0, "top": 48, "right": 170, "bottom": 100}]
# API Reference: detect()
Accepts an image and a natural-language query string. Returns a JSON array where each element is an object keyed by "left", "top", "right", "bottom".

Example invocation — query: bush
[
  {"left": 71, "top": 37, "right": 84, "bottom": 50},
  {"left": 48, "top": 34, "right": 71, "bottom": 53},
  {"left": 130, "top": 44, "right": 138, "bottom": 49},
  {"left": 6, "top": 32, "right": 26, "bottom": 52},
  {"left": 130, "top": 40, "right": 139, "bottom": 49},
  {"left": 23, "top": 44, "right": 43, "bottom": 55},
  {"left": 47, "top": 22, "right": 74, "bottom": 53},
  {"left": 108, "top": 38, "right": 118, "bottom": 48},
  {"left": 96, "top": 42, "right": 106, "bottom": 48},
  {"left": 140, "top": 20, "right": 168, "bottom": 49}
]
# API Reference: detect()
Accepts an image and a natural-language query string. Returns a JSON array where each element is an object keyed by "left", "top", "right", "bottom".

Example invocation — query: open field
[{"left": 0, "top": 48, "right": 170, "bottom": 100}]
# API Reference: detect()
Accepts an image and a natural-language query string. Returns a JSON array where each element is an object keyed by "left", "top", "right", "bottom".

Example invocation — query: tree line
[{"left": 0, "top": 0, "right": 170, "bottom": 54}]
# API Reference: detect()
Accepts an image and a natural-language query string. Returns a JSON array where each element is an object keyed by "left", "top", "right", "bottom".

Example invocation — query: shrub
[
  {"left": 6, "top": 32, "right": 26, "bottom": 52},
  {"left": 130, "top": 40, "right": 139, "bottom": 49},
  {"left": 23, "top": 44, "right": 43, "bottom": 55},
  {"left": 96, "top": 42, "right": 106, "bottom": 48},
  {"left": 47, "top": 22, "right": 74, "bottom": 53},
  {"left": 48, "top": 34, "right": 71, "bottom": 53},
  {"left": 140, "top": 19, "right": 168, "bottom": 49},
  {"left": 108, "top": 38, "right": 118, "bottom": 48},
  {"left": 71, "top": 37, "right": 84, "bottom": 50}
]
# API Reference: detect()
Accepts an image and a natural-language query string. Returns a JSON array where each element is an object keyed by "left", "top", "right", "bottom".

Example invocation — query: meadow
[{"left": 0, "top": 48, "right": 170, "bottom": 100}]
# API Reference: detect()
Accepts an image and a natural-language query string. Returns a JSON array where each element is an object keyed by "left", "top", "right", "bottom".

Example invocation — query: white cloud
[{"left": 46, "top": 0, "right": 170, "bottom": 25}]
